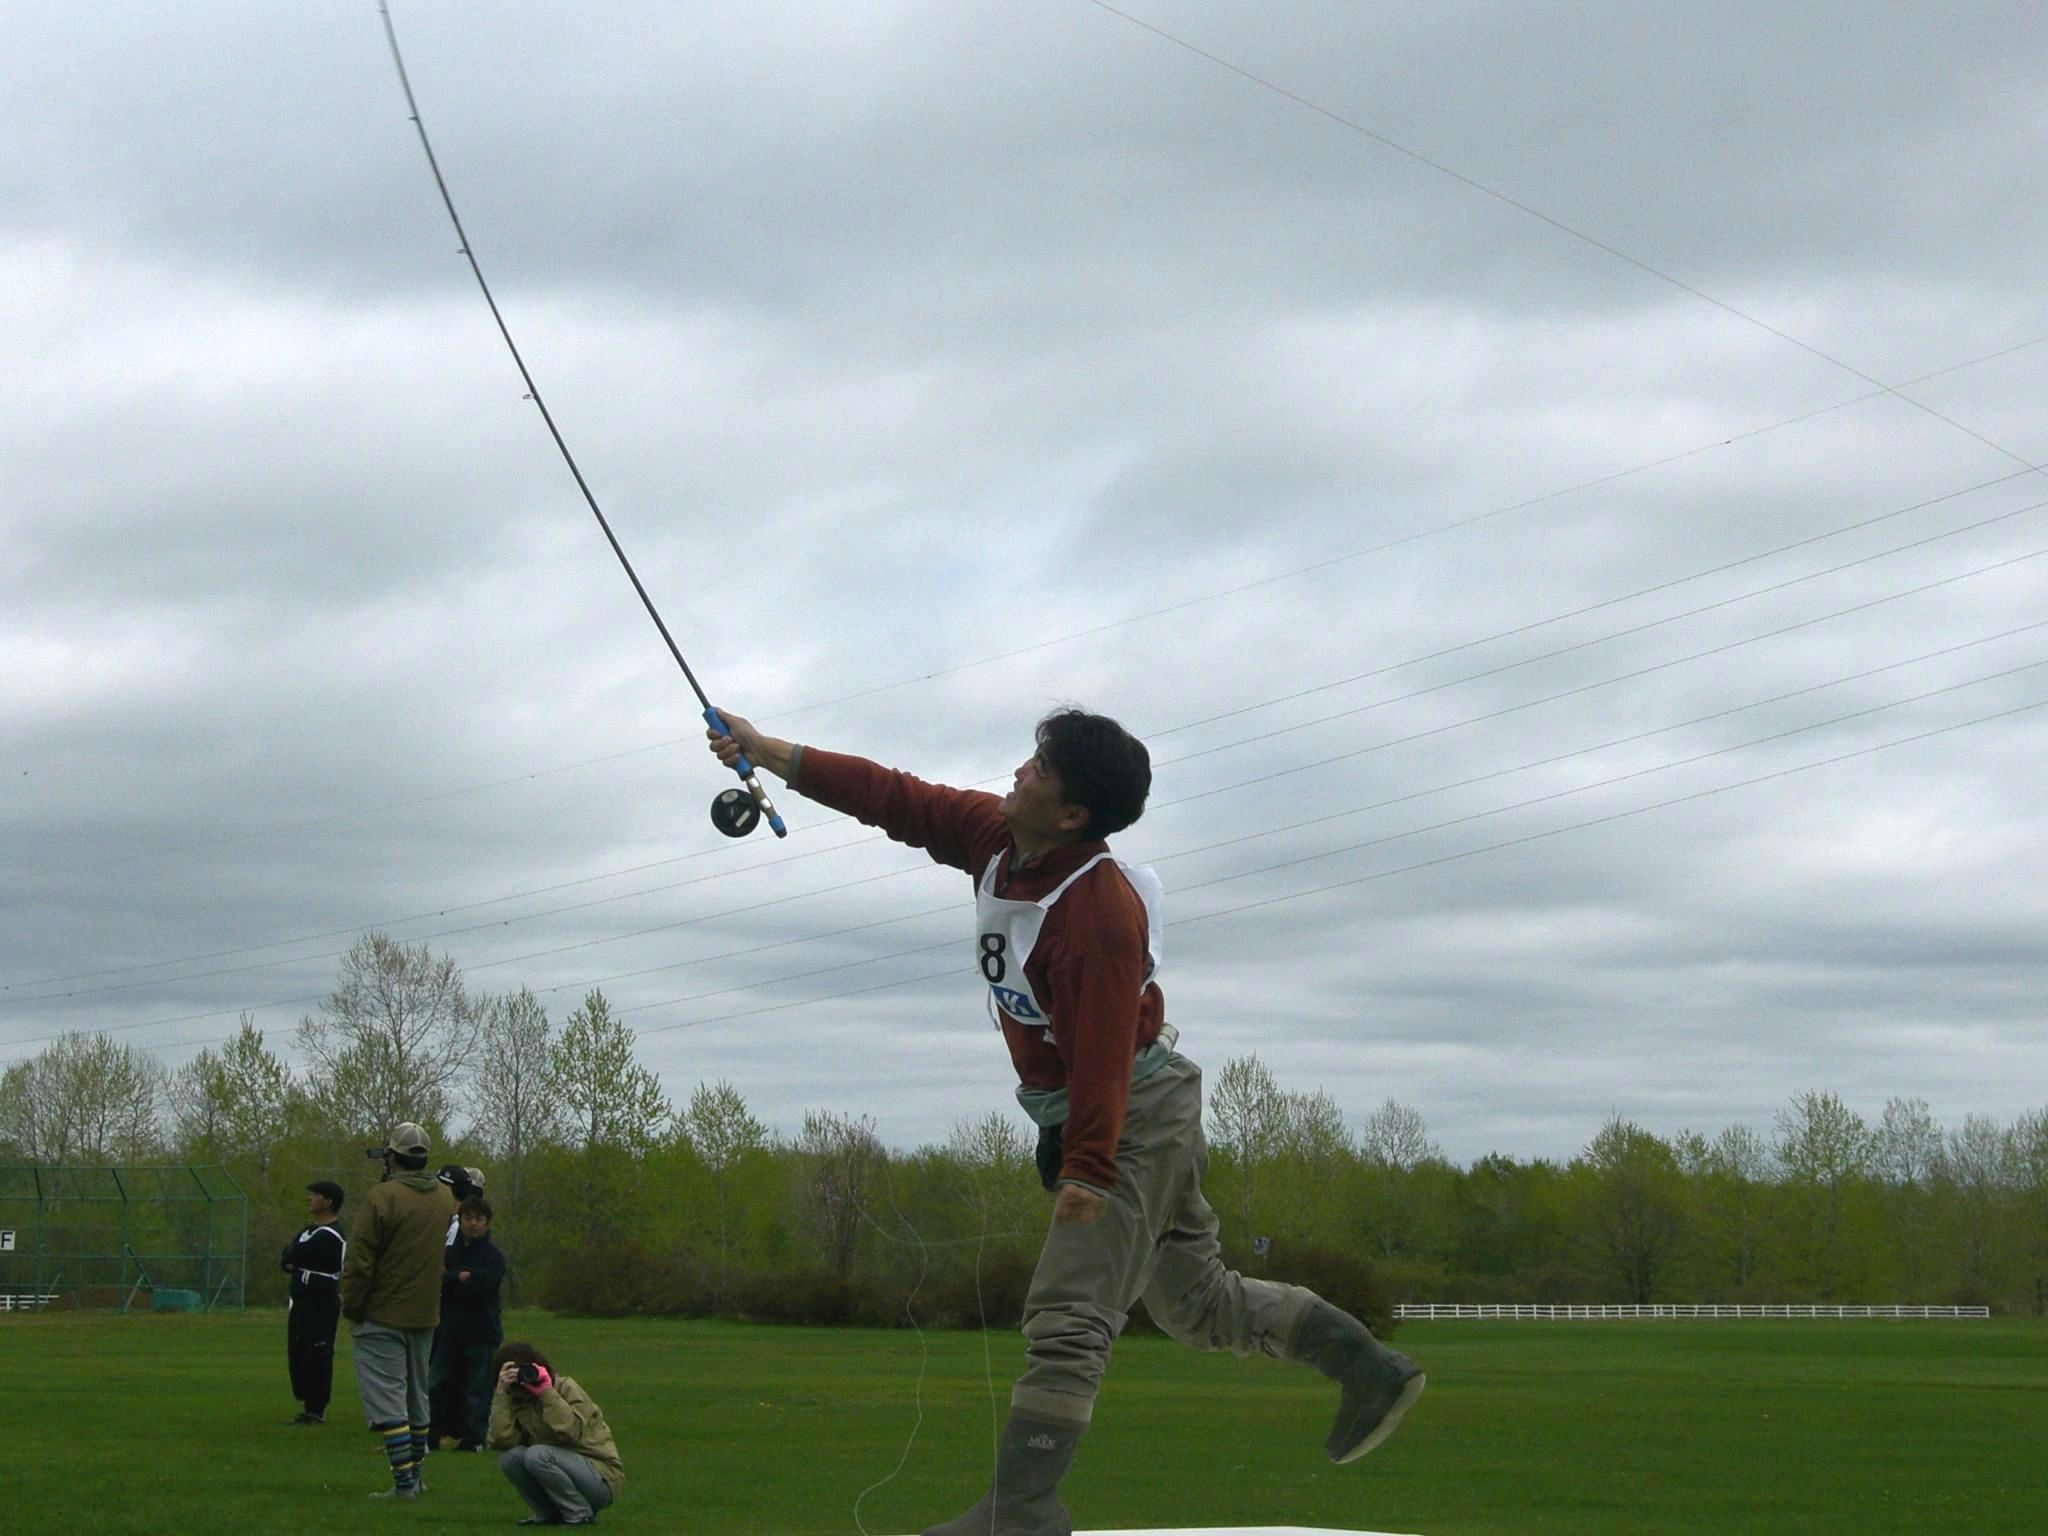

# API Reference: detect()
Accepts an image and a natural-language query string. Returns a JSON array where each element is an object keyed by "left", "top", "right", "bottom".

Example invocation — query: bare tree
[
  {"left": 945, "top": 1108, "right": 1038, "bottom": 1237},
  {"left": 0, "top": 1032, "right": 164, "bottom": 1164},
  {"left": 473, "top": 987, "right": 561, "bottom": 1203},
  {"left": 168, "top": 1015, "right": 298, "bottom": 1174},
  {"left": 1357, "top": 1098, "right": 1441, "bottom": 1258},
  {"left": 685, "top": 1079, "right": 769, "bottom": 1292},
  {"left": 1208, "top": 1053, "right": 1283, "bottom": 1242},
  {"left": 296, "top": 932, "right": 481, "bottom": 1136},
  {"left": 1359, "top": 1098, "right": 1440, "bottom": 1171},
  {"left": 547, "top": 990, "right": 673, "bottom": 1152},
  {"left": 794, "top": 1109, "right": 886, "bottom": 1277},
  {"left": 1872, "top": 1096, "right": 1943, "bottom": 1295}
]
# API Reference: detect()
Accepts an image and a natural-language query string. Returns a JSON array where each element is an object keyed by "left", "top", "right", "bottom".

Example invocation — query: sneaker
[
  {"left": 367, "top": 1485, "right": 420, "bottom": 1501},
  {"left": 457, "top": 1441, "right": 485, "bottom": 1453},
  {"left": 288, "top": 1411, "right": 325, "bottom": 1425}
]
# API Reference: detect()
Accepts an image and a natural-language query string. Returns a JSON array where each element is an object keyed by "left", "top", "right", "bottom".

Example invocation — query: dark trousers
[
  {"left": 286, "top": 1290, "right": 340, "bottom": 1415},
  {"left": 428, "top": 1326, "right": 500, "bottom": 1445}
]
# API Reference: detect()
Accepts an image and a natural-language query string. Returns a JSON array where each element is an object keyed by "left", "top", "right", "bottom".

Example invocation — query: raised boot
[
  {"left": 1290, "top": 1299, "right": 1425, "bottom": 1464},
  {"left": 922, "top": 1409, "right": 1085, "bottom": 1536}
]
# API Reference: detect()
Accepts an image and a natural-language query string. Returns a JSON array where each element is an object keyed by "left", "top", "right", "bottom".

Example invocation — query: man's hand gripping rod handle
[{"left": 704, "top": 707, "right": 788, "bottom": 838}]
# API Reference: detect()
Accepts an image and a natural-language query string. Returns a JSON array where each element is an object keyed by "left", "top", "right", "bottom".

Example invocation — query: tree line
[{"left": 4, "top": 932, "right": 2045, "bottom": 1320}]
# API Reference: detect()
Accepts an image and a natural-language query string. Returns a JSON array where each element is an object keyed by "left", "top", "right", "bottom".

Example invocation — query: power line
[
  {"left": 9, "top": 467, "right": 2035, "bottom": 998},
  {"left": 15, "top": 328, "right": 2041, "bottom": 887},
  {"left": 10, "top": 642, "right": 2038, "bottom": 1059}
]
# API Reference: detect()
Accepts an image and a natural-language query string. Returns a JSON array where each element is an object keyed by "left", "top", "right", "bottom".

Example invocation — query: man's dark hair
[
  {"left": 461, "top": 1195, "right": 493, "bottom": 1222},
  {"left": 1036, "top": 708, "right": 1151, "bottom": 839}
]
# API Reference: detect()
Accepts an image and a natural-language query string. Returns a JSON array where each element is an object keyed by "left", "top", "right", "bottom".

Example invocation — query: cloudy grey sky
[{"left": 5, "top": 1, "right": 2044, "bottom": 1163}]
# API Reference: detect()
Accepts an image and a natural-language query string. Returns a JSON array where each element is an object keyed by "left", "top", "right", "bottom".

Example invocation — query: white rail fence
[
  {"left": 1395, "top": 1303, "right": 1990, "bottom": 1320},
  {"left": 0, "top": 1293, "right": 59, "bottom": 1313}
]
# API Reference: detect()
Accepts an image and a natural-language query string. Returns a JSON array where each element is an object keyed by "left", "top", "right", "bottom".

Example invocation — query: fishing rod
[{"left": 375, "top": 0, "right": 785, "bottom": 840}]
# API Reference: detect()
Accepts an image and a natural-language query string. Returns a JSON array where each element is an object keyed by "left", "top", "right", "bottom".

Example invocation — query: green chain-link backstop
[{"left": 0, "top": 1165, "right": 248, "bottom": 1313}]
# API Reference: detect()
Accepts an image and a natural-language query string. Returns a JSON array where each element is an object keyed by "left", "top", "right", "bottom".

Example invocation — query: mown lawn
[{"left": 5, "top": 1309, "right": 2042, "bottom": 1535}]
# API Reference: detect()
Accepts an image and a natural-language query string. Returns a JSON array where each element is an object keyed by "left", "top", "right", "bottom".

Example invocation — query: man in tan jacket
[{"left": 340, "top": 1121, "right": 458, "bottom": 1500}]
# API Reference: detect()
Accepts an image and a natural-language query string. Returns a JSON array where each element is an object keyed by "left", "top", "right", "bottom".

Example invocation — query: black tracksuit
[
  {"left": 281, "top": 1221, "right": 346, "bottom": 1416},
  {"left": 428, "top": 1230, "right": 505, "bottom": 1446}
]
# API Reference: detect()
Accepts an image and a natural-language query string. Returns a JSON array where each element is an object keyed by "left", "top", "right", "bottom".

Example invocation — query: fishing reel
[{"left": 711, "top": 785, "right": 762, "bottom": 838}]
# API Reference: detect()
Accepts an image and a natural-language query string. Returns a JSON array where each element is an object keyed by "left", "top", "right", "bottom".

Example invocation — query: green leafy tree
[
  {"left": 1774, "top": 1090, "right": 1876, "bottom": 1299},
  {"left": 1936, "top": 1114, "right": 2016, "bottom": 1303},
  {"left": 168, "top": 1015, "right": 299, "bottom": 1175},
  {"left": 2012, "top": 1107, "right": 2048, "bottom": 1316},
  {"left": 1679, "top": 1123, "right": 1774, "bottom": 1298},
  {"left": 547, "top": 990, "right": 673, "bottom": 1153},
  {"left": 1574, "top": 1116, "right": 1688, "bottom": 1303},
  {"left": 684, "top": 1079, "right": 769, "bottom": 1294}
]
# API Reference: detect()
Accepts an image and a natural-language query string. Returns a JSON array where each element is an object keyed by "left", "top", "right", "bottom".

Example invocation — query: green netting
[{"left": 0, "top": 1165, "right": 249, "bottom": 1313}]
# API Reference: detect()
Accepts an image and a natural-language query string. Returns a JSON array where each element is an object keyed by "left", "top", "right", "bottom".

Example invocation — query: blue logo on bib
[{"left": 990, "top": 984, "right": 1043, "bottom": 1021}]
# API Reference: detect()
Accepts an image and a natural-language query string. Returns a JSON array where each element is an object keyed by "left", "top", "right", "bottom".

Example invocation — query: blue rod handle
[{"left": 704, "top": 707, "right": 789, "bottom": 838}]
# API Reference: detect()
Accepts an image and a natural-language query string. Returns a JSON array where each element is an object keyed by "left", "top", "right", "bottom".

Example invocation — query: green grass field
[{"left": 5, "top": 1310, "right": 2042, "bottom": 1535}]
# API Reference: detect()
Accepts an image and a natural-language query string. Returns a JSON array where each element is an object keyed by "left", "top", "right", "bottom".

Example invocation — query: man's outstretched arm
[{"left": 706, "top": 708, "right": 1005, "bottom": 874}]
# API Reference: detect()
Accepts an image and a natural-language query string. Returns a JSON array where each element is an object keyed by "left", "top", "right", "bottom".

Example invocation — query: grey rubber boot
[
  {"left": 922, "top": 1409, "right": 1085, "bottom": 1536},
  {"left": 1291, "top": 1299, "right": 1425, "bottom": 1463}
]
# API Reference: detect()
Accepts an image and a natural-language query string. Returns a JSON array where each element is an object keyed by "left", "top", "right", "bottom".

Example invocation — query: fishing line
[
  {"left": 1083, "top": 0, "right": 2045, "bottom": 477},
  {"left": 848, "top": 1173, "right": 936, "bottom": 1536},
  {"left": 374, "top": 1, "right": 785, "bottom": 840}
]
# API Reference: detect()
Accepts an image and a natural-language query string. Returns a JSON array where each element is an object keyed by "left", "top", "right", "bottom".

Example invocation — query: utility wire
[
  {"left": 10, "top": 644, "right": 2039, "bottom": 1056},
  {"left": 15, "top": 329, "right": 2042, "bottom": 886},
  {"left": 9, "top": 521, "right": 2039, "bottom": 1013},
  {"left": 7, "top": 465, "right": 2036, "bottom": 997}
]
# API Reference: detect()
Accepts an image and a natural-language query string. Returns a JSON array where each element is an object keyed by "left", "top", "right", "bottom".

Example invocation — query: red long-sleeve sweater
[{"left": 795, "top": 747, "right": 1167, "bottom": 1191}]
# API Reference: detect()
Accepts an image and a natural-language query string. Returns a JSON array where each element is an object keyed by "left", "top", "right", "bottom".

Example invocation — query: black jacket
[
  {"left": 281, "top": 1221, "right": 346, "bottom": 1300},
  {"left": 439, "top": 1231, "right": 505, "bottom": 1336}
]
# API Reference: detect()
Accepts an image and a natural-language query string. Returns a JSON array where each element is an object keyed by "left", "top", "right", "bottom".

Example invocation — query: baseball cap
[
  {"left": 367, "top": 1122, "right": 431, "bottom": 1160},
  {"left": 464, "top": 1166, "right": 486, "bottom": 1191},
  {"left": 306, "top": 1180, "right": 345, "bottom": 1210}
]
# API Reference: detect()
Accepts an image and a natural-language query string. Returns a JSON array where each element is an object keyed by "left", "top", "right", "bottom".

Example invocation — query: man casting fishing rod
[{"left": 708, "top": 707, "right": 1424, "bottom": 1536}]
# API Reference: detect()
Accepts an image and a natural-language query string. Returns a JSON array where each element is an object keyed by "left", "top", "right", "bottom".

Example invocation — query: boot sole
[{"left": 1331, "top": 1371, "right": 1425, "bottom": 1465}]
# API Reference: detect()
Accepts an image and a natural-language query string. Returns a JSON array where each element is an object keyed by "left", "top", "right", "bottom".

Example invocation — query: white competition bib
[{"left": 975, "top": 851, "right": 1163, "bottom": 1041}]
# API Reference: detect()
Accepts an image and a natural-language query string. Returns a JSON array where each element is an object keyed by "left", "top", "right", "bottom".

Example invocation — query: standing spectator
[
  {"left": 279, "top": 1180, "right": 346, "bottom": 1425},
  {"left": 487, "top": 1341, "right": 624, "bottom": 1527},
  {"left": 340, "top": 1122, "right": 459, "bottom": 1501},
  {"left": 435, "top": 1164, "right": 487, "bottom": 1246},
  {"left": 430, "top": 1195, "right": 506, "bottom": 1452}
]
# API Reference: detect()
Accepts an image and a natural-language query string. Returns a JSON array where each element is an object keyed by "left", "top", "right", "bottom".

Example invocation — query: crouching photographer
[{"left": 486, "top": 1341, "right": 624, "bottom": 1526}]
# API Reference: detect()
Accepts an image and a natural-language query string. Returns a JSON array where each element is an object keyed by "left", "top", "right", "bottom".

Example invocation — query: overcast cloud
[{"left": 4, "top": 1, "right": 2044, "bottom": 1164}]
